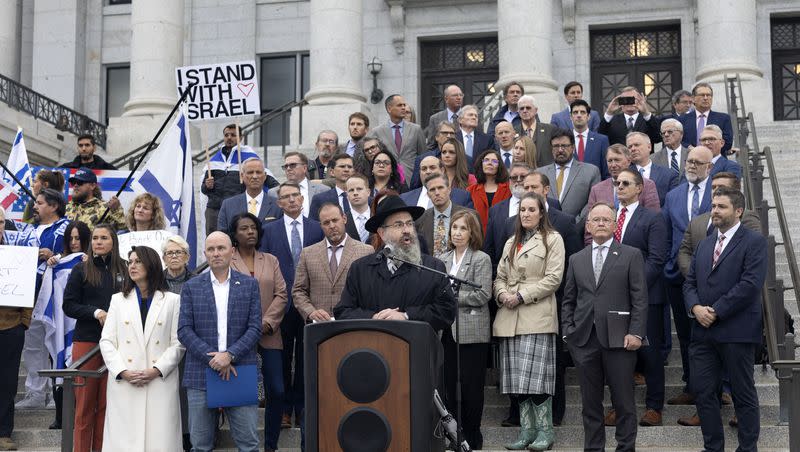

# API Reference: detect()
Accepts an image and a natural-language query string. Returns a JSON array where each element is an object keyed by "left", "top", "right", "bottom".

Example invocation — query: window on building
[
  {"left": 260, "top": 53, "right": 310, "bottom": 147},
  {"left": 771, "top": 17, "right": 800, "bottom": 120},
  {"left": 590, "top": 25, "right": 681, "bottom": 116},
  {"left": 105, "top": 65, "right": 130, "bottom": 124}
]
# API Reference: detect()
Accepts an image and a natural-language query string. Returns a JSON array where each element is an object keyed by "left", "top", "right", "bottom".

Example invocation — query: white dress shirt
[
  {"left": 283, "top": 213, "right": 304, "bottom": 248},
  {"left": 299, "top": 178, "right": 311, "bottom": 217},
  {"left": 686, "top": 177, "right": 709, "bottom": 220},
  {"left": 716, "top": 221, "right": 741, "bottom": 256},
  {"left": 636, "top": 161, "right": 652, "bottom": 180},
  {"left": 592, "top": 237, "right": 614, "bottom": 267},
  {"left": 326, "top": 235, "right": 347, "bottom": 263},
  {"left": 553, "top": 161, "right": 573, "bottom": 202},
  {"left": 509, "top": 195, "right": 520, "bottom": 217},
  {"left": 335, "top": 186, "right": 348, "bottom": 211},
  {"left": 246, "top": 191, "right": 264, "bottom": 215},
  {"left": 416, "top": 187, "right": 432, "bottom": 208},
  {"left": 616, "top": 201, "right": 638, "bottom": 242},
  {"left": 211, "top": 268, "right": 232, "bottom": 352},
  {"left": 351, "top": 205, "right": 370, "bottom": 242},
  {"left": 461, "top": 130, "right": 474, "bottom": 157}
]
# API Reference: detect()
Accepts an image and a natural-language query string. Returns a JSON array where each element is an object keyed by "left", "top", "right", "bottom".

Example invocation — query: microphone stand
[{"left": 385, "top": 250, "right": 480, "bottom": 451}]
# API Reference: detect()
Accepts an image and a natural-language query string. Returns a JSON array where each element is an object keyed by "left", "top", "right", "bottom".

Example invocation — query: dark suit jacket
[
  {"left": 259, "top": 216, "right": 325, "bottom": 309},
  {"left": 662, "top": 181, "right": 713, "bottom": 283},
  {"left": 562, "top": 241, "right": 648, "bottom": 348},
  {"left": 550, "top": 108, "right": 601, "bottom": 132},
  {"left": 582, "top": 178, "right": 661, "bottom": 244},
  {"left": 619, "top": 206, "right": 668, "bottom": 305},
  {"left": 677, "top": 210, "right": 761, "bottom": 278},
  {"left": 678, "top": 109, "right": 733, "bottom": 155},
  {"left": 598, "top": 113, "right": 661, "bottom": 146},
  {"left": 487, "top": 104, "right": 522, "bottom": 138},
  {"left": 177, "top": 270, "right": 262, "bottom": 390},
  {"left": 709, "top": 155, "right": 742, "bottom": 179},
  {"left": 538, "top": 160, "right": 601, "bottom": 222},
  {"left": 408, "top": 149, "right": 439, "bottom": 190},
  {"left": 652, "top": 145, "right": 689, "bottom": 184},
  {"left": 425, "top": 109, "right": 459, "bottom": 144},
  {"left": 217, "top": 191, "right": 282, "bottom": 232},
  {"left": 518, "top": 121, "right": 556, "bottom": 167},
  {"left": 400, "top": 186, "right": 474, "bottom": 209},
  {"left": 683, "top": 226, "right": 767, "bottom": 343},
  {"left": 456, "top": 128, "right": 492, "bottom": 169},
  {"left": 639, "top": 162, "right": 679, "bottom": 207},
  {"left": 576, "top": 131, "right": 610, "bottom": 180},
  {"left": 309, "top": 187, "right": 347, "bottom": 221},
  {"left": 414, "top": 204, "right": 473, "bottom": 256}
]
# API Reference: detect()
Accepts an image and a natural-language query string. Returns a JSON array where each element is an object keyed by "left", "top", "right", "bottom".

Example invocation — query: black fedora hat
[{"left": 365, "top": 195, "right": 425, "bottom": 233}]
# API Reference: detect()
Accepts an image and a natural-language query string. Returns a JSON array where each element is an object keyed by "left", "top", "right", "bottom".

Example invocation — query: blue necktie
[
  {"left": 465, "top": 134, "right": 473, "bottom": 157},
  {"left": 639, "top": 167, "right": 645, "bottom": 179},
  {"left": 670, "top": 151, "right": 680, "bottom": 175},
  {"left": 690, "top": 184, "right": 700, "bottom": 220},
  {"left": 340, "top": 192, "right": 351, "bottom": 215},
  {"left": 613, "top": 189, "right": 619, "bottom": 209},
  {"left": 503, "top": 152, "right": 512, "bottom": 168},
  {"left": 290, "top": 220, "right": 302, "bottom": 266}
]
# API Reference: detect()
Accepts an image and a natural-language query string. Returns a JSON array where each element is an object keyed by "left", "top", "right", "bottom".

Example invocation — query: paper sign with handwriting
[
  {"left": 0, "top": 245, "right": 38, "bottom": 308},
  {"left": 118, "top": 230, "right": 176, "bottom": 267},
  {"left": 176, "top": 60, "right": 261, "bottom": 121}
]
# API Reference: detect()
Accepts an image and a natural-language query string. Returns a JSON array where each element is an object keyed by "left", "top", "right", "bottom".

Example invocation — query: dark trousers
[
  {"left": 667, "top": 281, "right": 692, "bottom": 392},
  {"left": 567, "top": 329, "right": 637, "bottom": 452},
  {"left": 281, "top": 307, "right": 304, "bottom": 417},
  {"left": 638, "top": 303, "right": 665, "bottom": 411},
  {"left": 0, "top": 325, "right": 25, "bottom": 437},
  {"left": 259, "top": 347, "right": 285, "bottom": 450},
  {"left": 205, "top": 207, "right": 220, "bottom": 235},
  {"left": 553, "top": 330, "right": 567, "bottom": 423},
  {"left": 690, "top": 341, "right": 759, "bottom": 452},
  {"left": 442, "top": 333, "right": 488, "bottom": 449}
]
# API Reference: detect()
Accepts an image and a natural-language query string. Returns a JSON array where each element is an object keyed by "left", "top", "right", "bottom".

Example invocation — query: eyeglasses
[
  {"left": 281, "top": 162, "right": 303, "bottom": 171},
  {"left": 661, "top": 129, "right": 679, "bottom": 136},
  {"left": 278, "top": 192, "right": 302, "bottom": 200},
  {"left": 699, "top": 137, "right": 719, "bottom": 143},
  {"left": 518, "top": 106, "right": 534, "bottom": 110},
  {"left": 589, "top": 218, "right": 615, "bottom": 224},
  {"left": 318, "top": 139, "right": 337, "bottom": 145},
  {"left": 374, "top": 159, "right": 392, "bottom": 167},
  {"left": 164, "top": 250, "right": 186, "bottom": 257},
  {"left": 438, "top": 131, "right": 456, "bottom": 136},
  {"left": 551, "top": 144, "right": 573, "bottom": 149},
  {"left": 509, "top": 175, "right": 527, "bottom": 182},
  {"left": 71, "top": 181, "right": 87, "bottom": 187},
  {"left": 685, "top": 159, "right": 710, "bottom": 167},
  {"left": 612, "top": 180, "right": 636, "bottom": 188},
  {"left": 482, "top": 158, "right": 499, "bottom": 165},
  {"left": 364, "top": 144, "right": 380, "bottom": 153},
  {"left": 382, "top": 220, "right": 415, "bottom": 230}
]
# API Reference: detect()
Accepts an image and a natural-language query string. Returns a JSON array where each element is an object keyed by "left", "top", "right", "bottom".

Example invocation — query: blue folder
[{"left": 205, "top": 364, "right": 259, "bottom": 408}]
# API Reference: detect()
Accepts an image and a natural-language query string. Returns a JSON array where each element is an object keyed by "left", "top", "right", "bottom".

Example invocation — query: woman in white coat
[{"left": 99, "top": 245, "right": 185, "bottom": 452}]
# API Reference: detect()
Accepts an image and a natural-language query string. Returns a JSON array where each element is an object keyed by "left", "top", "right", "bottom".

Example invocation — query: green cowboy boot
[
  {"left": 528, "top": 397, "right": 555, "bottom": 451},
  {"left": 505, "top": 397, "right": 536, "bottom": 450}
]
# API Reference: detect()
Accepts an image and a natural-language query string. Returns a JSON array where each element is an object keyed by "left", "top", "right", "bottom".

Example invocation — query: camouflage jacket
[{"left": 66, "top": 197, "right": 126, "bottom": 231}]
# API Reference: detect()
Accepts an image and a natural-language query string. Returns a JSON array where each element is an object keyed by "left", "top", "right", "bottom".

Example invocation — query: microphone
[{"left": 379, "top": 247, "right": 394, "bottom": 261}]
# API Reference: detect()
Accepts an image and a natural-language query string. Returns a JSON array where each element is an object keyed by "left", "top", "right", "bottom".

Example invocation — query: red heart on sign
[{"left": 237, "top": 82, "right": 255, "bottom": 97}]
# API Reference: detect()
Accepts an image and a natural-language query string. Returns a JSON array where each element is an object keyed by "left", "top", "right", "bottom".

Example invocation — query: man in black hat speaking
[{"left": 334, "top": 196, "right": 456, "bottom": 331}]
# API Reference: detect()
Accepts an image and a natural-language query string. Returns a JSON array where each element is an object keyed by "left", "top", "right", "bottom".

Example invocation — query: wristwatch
[{"left": 227, "top": 352, "right": 236, "bottom": 362}]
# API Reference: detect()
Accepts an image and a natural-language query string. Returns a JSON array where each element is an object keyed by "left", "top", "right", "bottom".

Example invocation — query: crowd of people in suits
[{"left": 0, "top": 78, "right": 765, "bottom": 452}]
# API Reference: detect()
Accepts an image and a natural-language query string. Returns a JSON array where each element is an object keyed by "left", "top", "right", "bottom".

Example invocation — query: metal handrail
[
  {"left": 109, "top": 140, "right": 157, "bottom": 169},
  {"left": 0, "top": 73, "right": 107, "bottom": 148}
]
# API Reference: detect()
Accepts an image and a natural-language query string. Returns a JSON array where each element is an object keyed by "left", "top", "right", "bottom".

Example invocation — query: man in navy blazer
[
  {"left": 259, "top": 182, "right": 324, "bottom": 428},
  {"left": 308, "top": 154, "right": 355, "bottom": 221},
  {"left": 700, "top": 124, "right": 742, "bottom": 179},
  {"left": 178, "top": 231, "right": 262, "bottom": 451},
  {"left": 683, "top": 187, "right": 766, "bottom": 452},
  {"left": 678, "top": 83, "right": 733, "bottom": 155},
  {"left": 569, "top": 100, "right": 610, "bottom": 179},
  {"left": 456, "top": 104, "right": 492, "bottom": 167},
  {"left": 217, "top": 157, "right": 282, "bottom": 232},
  {"left": 550, "top": 81, "right": 601, "bottom": 132},
  {"left": 612, "top": 169, "right": 669, "bottom": 427},
  {"left": 598, "top": 87, "right": 662, "bottom": 146},
  {"left": 661, "top": 146, "right": 714, "bottom": 404},
  {"left": 627, "top": 132, "right": 678, "bottom": 206}
]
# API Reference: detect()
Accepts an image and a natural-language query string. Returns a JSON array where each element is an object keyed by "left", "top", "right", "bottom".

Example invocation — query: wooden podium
[{"left": 304, "top": 320, "right": 444, "bottom": 452}]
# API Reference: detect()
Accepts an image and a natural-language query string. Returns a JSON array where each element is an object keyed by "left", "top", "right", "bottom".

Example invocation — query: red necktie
[
  {"left": 393, "top": 125, "right": 402, "bottom": 153},
  {"left": 712, "top": 233, "right": 725, "bottom": 267},
  {"left": 577, "top": 133, "right": 585, "bottom": 161},
  {"left": 614, "top": 206, "right": 627, "bottom": 242}
]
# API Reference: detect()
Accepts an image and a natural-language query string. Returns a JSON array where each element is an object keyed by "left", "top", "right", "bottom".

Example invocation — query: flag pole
[
  {"left": 235, "top": 118, "right": 242, "bottom": 184},
  {"left": 0, "top": 159, "right": 34, "bottom": 200},
  {"left": 202, "top": 122, "right": 211, "bottom": 180},
  {"left": 96, "top": 83, "right": 196, "bottom": 224}
]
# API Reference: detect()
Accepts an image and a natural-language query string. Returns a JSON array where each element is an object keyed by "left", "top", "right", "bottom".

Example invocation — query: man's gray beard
[
  {"left": 386, "top": 235, "right": 422, "bottom": 265},
  {"left": 511, "top": 185, "right": 525, "bottom": 199}
]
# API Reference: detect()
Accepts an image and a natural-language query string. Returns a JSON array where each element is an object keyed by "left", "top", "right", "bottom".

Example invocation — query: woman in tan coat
[
  {"left": 493, "top": 192, "right": 565, "bottom": 451},
  {"left": 227, "top": 212, "right": 287, "bottom": 452}
]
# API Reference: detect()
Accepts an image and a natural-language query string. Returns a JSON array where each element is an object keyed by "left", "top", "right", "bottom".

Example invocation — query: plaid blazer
[{"left": 177, "top": 269, "right": 262, "bottom": 390}]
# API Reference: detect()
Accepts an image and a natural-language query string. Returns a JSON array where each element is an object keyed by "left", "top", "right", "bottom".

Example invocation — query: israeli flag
[
  {"left": 134, "top": 107, "right": 198, "bottom": 268},
  {"left": 37, "top": 253, "right": 84, "bottom": 373},
  {"left": 0, "top": 128, "right": 33, "bottom": 211}
]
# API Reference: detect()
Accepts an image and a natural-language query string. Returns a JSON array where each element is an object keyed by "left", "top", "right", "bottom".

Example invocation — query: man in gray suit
[
  {"left": 537, "top": 129, "right": 601, "bottom": 223},
  {"left": 425, "top": 84, "right": 463, "bottom": 144},
  {"left": 562, "top": 202, "right": 648, "bottom": 452},
  {"left": 268, "top": 151, "right": 329, "bottom": 218},
  {"left": 653, "top": 118, "right": 688, "bottom": 182},
  {"left": 413, "top": 173, "right": 474, "bottom": 256},
  {"left": 367, "top": 94, "right": 426, "bottom": 178},
  {"left": 217, "top": 157, "right": 282, "bottom": 232}
]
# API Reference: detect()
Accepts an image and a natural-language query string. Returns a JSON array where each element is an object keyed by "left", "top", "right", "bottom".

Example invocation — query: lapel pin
[
  {"left": 613, "top": 251, "right": 619, "bottom": 256},
  {"left": 234, "top": 280, "right": 241, "bottom": 285},
  {"left": 590, "top": 137, "right": 595, "bottom": 141}
]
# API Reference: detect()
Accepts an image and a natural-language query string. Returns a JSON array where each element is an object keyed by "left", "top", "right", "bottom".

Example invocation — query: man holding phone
[{"left": 599, "top": 86, "right": 662, "bottom": 146}]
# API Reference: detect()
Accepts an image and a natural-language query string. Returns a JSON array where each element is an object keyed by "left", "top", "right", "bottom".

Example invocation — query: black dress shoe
[
  {"left": 501, "top": 415, "right": 520, "bottom": 427},
  {"left": 48, "top": 420, "right": 61, "bottom": 430}
]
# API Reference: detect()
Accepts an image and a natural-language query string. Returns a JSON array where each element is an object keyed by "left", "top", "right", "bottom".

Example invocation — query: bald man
[{"left": 178, "top": 231, "right": 263, "bottom": 451}]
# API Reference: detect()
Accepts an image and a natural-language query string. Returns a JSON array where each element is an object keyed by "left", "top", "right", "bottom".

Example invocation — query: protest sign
[
  {"left": 176, "top": 61, "right": 261, "bottom": 121},
  {"left": 118, "top": 230, "right": 175, "bottom": 266},
  {"left": 0, "top": 245, "right": 38, "bottom": 308}
]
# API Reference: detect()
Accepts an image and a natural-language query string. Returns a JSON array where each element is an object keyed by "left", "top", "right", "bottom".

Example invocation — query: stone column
[
  {"left": 295, "top": 0, "right": 367, "bottom": 149},
  {"left": 496, "top": 0, "right": 560, "bottom": 118},
  {"left": 695, "top": 0, "right": 768, "bottom": 117},
  {"left": 0, "top": 0, "right": 20, "bottom": 81},
  {"left": 122, "top": 0, "right": 184, "bottom": 116}
]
